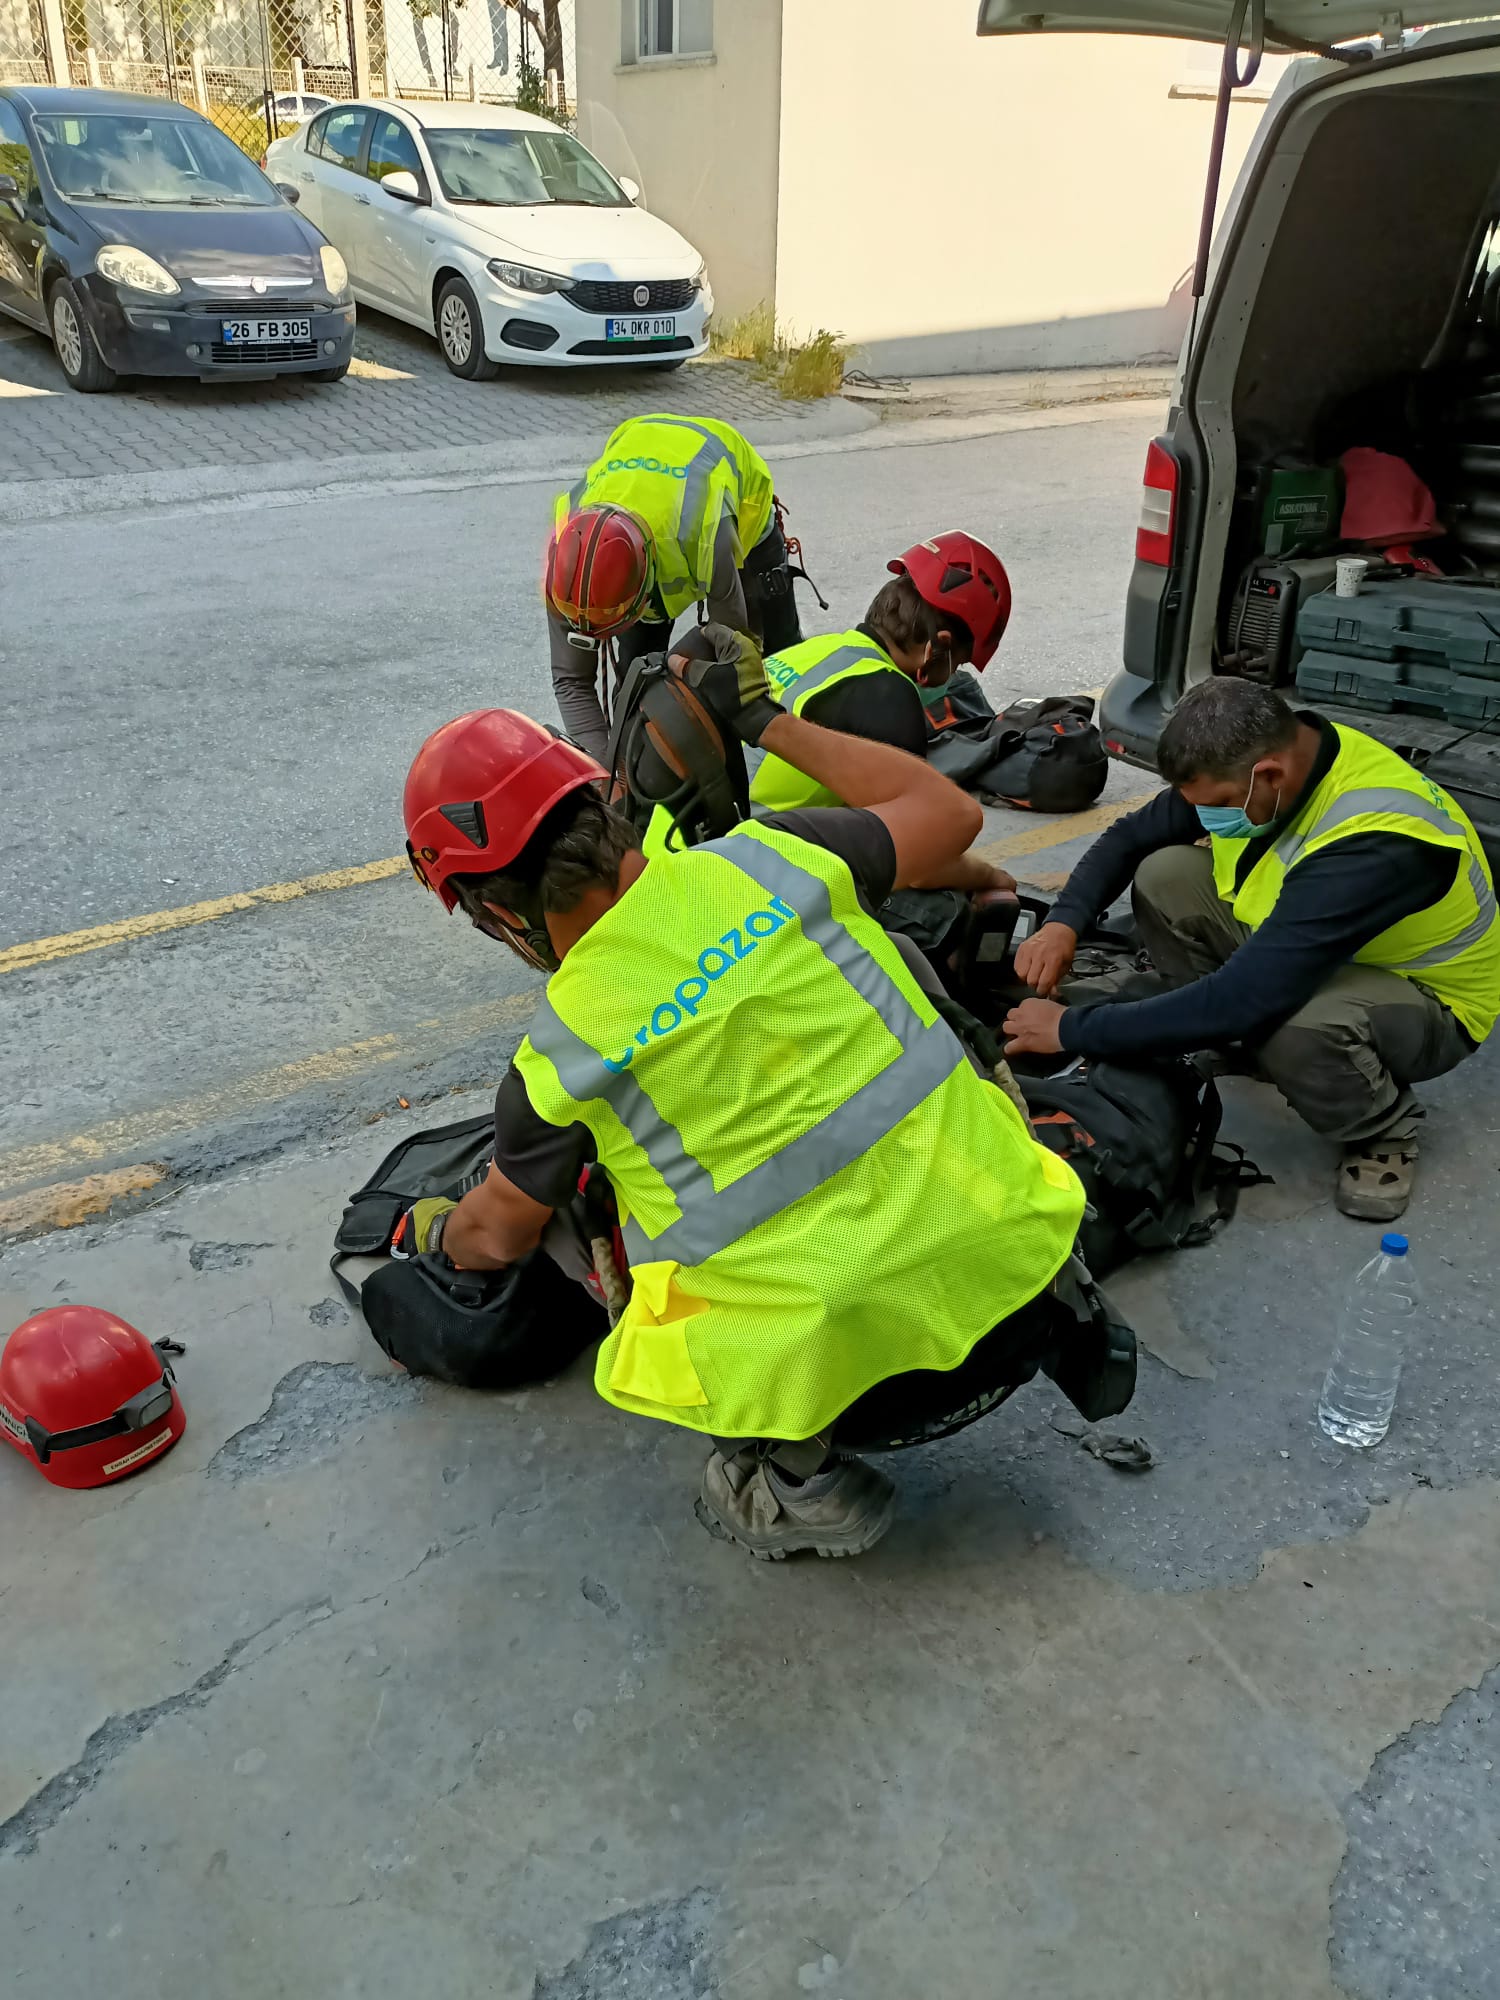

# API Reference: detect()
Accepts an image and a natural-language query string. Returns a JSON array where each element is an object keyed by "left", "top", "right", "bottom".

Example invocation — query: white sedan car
[{"left": 264, "top": 100, "right": 712, "bottom": 378}]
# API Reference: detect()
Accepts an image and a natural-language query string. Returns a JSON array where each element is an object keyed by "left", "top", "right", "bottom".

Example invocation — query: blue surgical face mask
[{"left": 1194, "top": 771, "right": 1280, "bottom": 840}]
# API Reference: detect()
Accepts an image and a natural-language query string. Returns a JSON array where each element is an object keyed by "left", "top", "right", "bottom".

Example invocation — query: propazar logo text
[{"left": 603, "top": 892, "right": 798, "bottom": 1072}]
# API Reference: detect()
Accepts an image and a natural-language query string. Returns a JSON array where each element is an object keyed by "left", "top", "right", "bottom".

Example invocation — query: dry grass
[
  {"left": 205, "top": 102, "right": 298, "bottom": 159},
  {"left": 709, "top": 302, "right": 854, "bottom": 399}
]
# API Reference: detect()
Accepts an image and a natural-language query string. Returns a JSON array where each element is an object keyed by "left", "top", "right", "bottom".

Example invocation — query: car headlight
[
  {"left": 319, "top": 244, "right": 349, "bottom": 297},
  {"left": 95, "top": 245, "right": 179, "bottom": 297},
  {"left": 486, "top": 259, "right": 574, "bottom": 296},
  {"left": 692, "top": 260, "right": 708, "bottom": 293}
]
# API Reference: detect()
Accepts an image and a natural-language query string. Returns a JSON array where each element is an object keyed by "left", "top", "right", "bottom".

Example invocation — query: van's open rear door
[{"left": 976, "top": 0, "right": 1492, "bottom": 48}]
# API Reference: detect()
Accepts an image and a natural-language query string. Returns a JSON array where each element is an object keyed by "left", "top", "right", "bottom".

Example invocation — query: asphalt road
[{"left": 0, "top": 407, "right": 1158, "bottom": 1208}]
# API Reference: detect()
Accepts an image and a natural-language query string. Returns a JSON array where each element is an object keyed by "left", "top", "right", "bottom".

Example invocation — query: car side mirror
[
  {"left": 275, "top": 181, "right": 301, "bottom": 205},
  {"left": 0, "top": 172, "right": 21, "bottom": 215},
  {"left": 618, "top": 174, "right": 641, "bottom": 206},
  {"left": 381, "top": 170, "right": 424, "bottom": 204}
]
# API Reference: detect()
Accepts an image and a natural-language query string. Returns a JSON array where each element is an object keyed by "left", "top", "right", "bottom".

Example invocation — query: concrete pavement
[{"left": 4, "top": 392, "right": 1499, "bottom": 1998}]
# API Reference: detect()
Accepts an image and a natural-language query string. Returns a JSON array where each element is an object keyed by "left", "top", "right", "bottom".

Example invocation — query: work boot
[
  {"left": 696, "top": 1449, "right": 896, "bottom": 1561},
  {"left": 1336, "top": 1138, "right": 1419, "bottom": 1221}
]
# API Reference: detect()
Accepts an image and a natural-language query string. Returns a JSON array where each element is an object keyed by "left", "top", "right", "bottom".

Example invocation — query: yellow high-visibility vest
[
  {"left": 750, "top": 630, "right": 911, "bottom": 811},
  {"left": 1210, "top": 722, "right": 1499, "bottom": 1042},
  {"left": 514, "top": 821, "right": 1083, "bottom": 1440},
  {"left": 555, "top": 415, "right": 774, "bottom": 620}
]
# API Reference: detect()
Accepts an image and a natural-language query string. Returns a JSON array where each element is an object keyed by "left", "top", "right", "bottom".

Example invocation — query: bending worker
[
  {"left": 544, "top": 412, "right": 801, "bottom": 762},
  {"left": 402, "top": 634, "right": 1128, "bottom": 1561},
  {"left": 1004, "top": 679, "right": 1499, "bottom": 1221}
]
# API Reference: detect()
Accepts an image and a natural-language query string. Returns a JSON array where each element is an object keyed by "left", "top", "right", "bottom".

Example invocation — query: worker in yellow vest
[
  {"left": 751, "top": 530, "right": 1013, "bottom": 812},
  {"left": 543, "top": 413, "right": 801, "bottom": 763},
  {"left": 402, "top": 634, "right": 1127, "bottom": 1561},
  {"left": 1004, "top": 678, "right": 1499, "bottom": 1221}
]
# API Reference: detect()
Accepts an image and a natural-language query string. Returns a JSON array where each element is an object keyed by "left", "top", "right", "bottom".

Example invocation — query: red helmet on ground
[
  {"left": 888, "top": 531, "right": 1012, "bottom": 669},
  {"left": 405, "top": 710, "right": 604, "bottom": 960},
  {"left": 545, "top": 503, "right": 655, "bottom": 638},
  {"left": 0, "top": 1306, "right": 185, "bottom": 1491}
]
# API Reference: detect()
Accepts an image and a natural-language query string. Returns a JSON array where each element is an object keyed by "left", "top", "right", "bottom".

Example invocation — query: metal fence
[{"left": 0, "top": 0, "right": 574, "bottom": 154}]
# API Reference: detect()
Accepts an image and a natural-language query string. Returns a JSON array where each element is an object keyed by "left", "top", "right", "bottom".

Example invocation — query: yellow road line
[
  {"left": 0, "top": 1165, "right": 164, "bottom": 1239},
  {"left": 0, "top": 855, "right": 409, "bottom": 976},
  {"left": 0, "top": 993, "right": 539, "bottom": 1201},
  {"left": 976, "top": 788, "right": 1153, "bottom": 868},
  {"left": 0, "top": 788, "right": 1156, "bottom": 983}
]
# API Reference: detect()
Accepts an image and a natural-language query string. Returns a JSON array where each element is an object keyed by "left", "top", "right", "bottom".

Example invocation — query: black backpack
[
  {"left": 1018, "top": 1058, "right": 1266, "bottom": 1278},
  {"left": 331, "top": 1114, "right": 606, "bottom": 1389},
  {"left": 923, "top": 678, "right": 1108, "bottom": 813}
]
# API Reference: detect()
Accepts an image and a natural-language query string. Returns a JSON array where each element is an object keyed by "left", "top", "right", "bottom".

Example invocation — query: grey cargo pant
[{"left": 1131, "top": 844, "right": 1475, "bottom": 1145}]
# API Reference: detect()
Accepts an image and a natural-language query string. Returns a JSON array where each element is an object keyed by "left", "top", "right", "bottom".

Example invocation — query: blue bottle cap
[{"left": 1381, "top": 1232, "right": 1409, "bottom": 1256}]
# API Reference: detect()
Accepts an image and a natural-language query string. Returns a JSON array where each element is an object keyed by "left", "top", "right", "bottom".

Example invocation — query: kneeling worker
[
  {"left": 544, "top": 413, "right": 799, "bottom": 762},
  {"left": 750, "top": 530, "right": 1011, "bottom": 810},
  {"left": 1005, "top": 680, "right": 1498, "bottom": 1220},
  {"left": 403, "top": 637, "right": 1116, "bottom": 1560}
]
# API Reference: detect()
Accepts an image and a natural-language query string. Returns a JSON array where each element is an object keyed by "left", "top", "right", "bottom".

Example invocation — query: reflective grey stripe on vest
[
  {"left": 1273, "top": 784, "right": 1496, "bottom": 973},
  {"left": 527, "top": 998, "right": 717, "bottom": 1220},
  {"left": 1397, "top": 859, "right": 1497, "bottom": 970},
  {"left": 784, "top": 643, "right": 894, "bottom": 712},
  {"left": 1275, "top": 785, "right": 1468, "bottom": 872},
  {"left": 658, "top": 420, "right": 738, "bottom": 587},
  {"left": 532, "top": 834, "right": 964, "bottom": 1269}
]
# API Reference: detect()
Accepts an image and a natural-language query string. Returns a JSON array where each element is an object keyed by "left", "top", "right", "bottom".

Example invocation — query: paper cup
[{"left": 1335, "top": 557, "right": 1369, "bottom": 598}]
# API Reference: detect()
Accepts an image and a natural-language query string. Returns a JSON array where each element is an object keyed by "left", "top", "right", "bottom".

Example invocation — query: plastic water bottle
[{"left": 1318, "top": 1234, "right": 1418, "bottom": 1448}]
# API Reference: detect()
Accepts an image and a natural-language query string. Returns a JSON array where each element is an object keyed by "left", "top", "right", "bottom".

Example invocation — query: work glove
[
  {"left": 669, "top": 623, "right": 781, "bottom": 747},
  {"left": 390, "top": 1196, "right": 458, "bottom": 1261}
]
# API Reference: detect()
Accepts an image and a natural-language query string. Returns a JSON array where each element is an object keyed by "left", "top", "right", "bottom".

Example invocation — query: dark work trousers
[
  {"left": 740, "top": 515, "right": 804, "bottom": 654},
  {"left": 1132, "top": 844, "right": 1477, "bottom": 1145},
  {"left": 713, "top": 1285, "right": 1092, "bottom": 1478}
]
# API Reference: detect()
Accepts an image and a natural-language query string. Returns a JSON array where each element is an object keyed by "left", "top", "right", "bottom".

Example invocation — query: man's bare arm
[{"left": 443, "top": 1165, "right": 553, "bottom": 1271}]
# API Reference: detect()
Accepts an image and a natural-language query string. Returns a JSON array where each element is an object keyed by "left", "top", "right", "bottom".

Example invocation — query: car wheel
[
  {"left": 307, "top": 363, "right": 350, "bottom": 384},
  {"left": 50, "top": 279, "right": 115, "bottom": 393},
  {"left": 435, "top": 276, "right": 497, "bottom": 381}
]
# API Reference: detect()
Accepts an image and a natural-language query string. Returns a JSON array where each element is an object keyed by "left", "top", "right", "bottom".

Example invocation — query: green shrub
[{"left": 710, "top": 302, "right": 854, "bottom": 399}]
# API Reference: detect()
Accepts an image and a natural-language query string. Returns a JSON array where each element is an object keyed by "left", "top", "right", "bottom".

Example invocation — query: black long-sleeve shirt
[{"left": 1051, "top": 717, "right": 1461, "bottom": 1060}]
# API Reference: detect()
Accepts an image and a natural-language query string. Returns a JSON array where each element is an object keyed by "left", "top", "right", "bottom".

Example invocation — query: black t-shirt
[{"left": 492, "top": 808, "right": 899, "bottom": 1209}]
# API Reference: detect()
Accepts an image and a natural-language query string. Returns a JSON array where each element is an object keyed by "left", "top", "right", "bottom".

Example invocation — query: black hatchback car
[{"left": 0, "top": 86, "right": 355, "bottom": 391}]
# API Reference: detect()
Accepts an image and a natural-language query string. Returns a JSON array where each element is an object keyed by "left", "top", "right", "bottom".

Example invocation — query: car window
[
  {"left": 304, "top": 96, "right": 333, "bottom": 113},
  {"left": 317, "top": 106, "right": 369, "bottom": 174},
  {"left": 0, "top": 98, "right": 35, "bottom": 200},
  {"left": 30, "top": 111, "right": 279, "bottom": 207},
  {"left": 366, "top": 113, "right": 422, "bottom": 185},
  {"left": 423, "top": 126, "right": 629, "bottom": 207}
]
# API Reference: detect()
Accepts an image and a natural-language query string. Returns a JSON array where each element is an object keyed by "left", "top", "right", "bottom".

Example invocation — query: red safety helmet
[
  {"left": 888, "top": 531, "right": 1012, "bottom": 670},
  {"left": 544, "top": 503, "right": 655, "bottom": 639},
  {"left": 0, "top": 1305, "right": 185, "bottom": 1491},
  {"left": 405, "top": 709, "right": 605, "bottom": 967}
]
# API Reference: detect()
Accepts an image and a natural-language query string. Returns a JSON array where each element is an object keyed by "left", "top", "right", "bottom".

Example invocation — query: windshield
[
  {"left": 423, "top": 127, "right": 628, "bottom": 207},
  {"left": 32, "top": 112, "right": 279, "bottom": 206}
]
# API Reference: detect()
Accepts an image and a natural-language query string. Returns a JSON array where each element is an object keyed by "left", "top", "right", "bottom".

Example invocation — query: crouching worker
[
  {"left": 1005, "top": 680, "right": 1499, "bottom": 1221},
  {"left": 402, "top": 639, "right": 1130, "bottom": 1561}
]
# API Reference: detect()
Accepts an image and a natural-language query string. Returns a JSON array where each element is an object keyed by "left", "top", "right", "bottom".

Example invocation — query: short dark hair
[
  {"left": 1157, "top": 679, "right": 1299, "bottom": 786},
  {"left": 450, "top": 789, "right": 639, "bottom": 926},
  {"left": 865, "top": 574, "right": 974, "bottom": 663}
]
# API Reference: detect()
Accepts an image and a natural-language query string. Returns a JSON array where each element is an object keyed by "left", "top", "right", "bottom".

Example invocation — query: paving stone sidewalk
[{"left": 0, "top": 309, "right": 818, "bottom": 484}]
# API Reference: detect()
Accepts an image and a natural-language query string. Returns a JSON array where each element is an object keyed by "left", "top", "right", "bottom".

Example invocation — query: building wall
[
  {"left": 573, "top": 0, "right": 783, "bottom": 321},
  {"left": 775, "top": 3, "right": 1277, "bottom": 376}
]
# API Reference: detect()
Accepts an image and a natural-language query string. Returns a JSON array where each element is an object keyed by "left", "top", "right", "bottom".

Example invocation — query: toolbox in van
[
  {"left": 1295, "top": 650, "right": 1452, "bottom": 716},
  {"left": 1296, "top": 578, "right": 1500, "bottom": 677}
]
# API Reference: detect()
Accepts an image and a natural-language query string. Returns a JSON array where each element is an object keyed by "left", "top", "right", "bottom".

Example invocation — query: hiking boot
[
  {"left": 1337, "top": 1140, "right": 1419, "bottom": 1221},
  {"left": 695, "top": 1449, "right": 896, "bottom": 1561}
]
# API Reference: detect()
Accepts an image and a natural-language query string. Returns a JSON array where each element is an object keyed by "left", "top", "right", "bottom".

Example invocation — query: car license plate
[
  {"left": 605, "top": 316, "right": 676, "bottom": 340},
  {"left": 220, "top": 318, "right": 312, "bottom": 343}
]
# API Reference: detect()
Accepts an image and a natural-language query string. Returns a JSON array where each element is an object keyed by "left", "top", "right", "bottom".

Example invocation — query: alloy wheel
[
  {"left": 53, "top": 294, "right": 83, "bottom": 379},
  {"left": 440, "top": 294, "right": 472, "bottom": 365}
]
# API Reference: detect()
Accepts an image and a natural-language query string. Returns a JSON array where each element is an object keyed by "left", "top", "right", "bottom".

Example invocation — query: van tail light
[{"left": 1136, "top": 438, "right": 1179, "bottom": 567}]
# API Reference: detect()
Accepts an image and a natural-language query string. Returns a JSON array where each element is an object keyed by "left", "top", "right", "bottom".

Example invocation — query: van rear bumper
[{"left": 1099, "top": 668, "right": 1166, "bottom": 773}]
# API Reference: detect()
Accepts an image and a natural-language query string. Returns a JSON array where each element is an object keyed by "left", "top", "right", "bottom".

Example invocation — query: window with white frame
[{"left": 621, "top": 0, "right": 713, "bottom": 64}]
